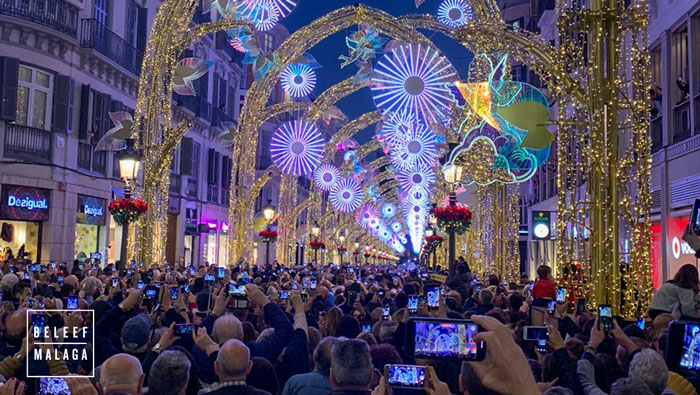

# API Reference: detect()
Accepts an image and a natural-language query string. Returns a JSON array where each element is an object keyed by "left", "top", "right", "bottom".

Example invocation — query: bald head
[
  {"left": 316, "top": 286, "right": 329, "bottom": 301},
  {"left": 100, "top": 353, "right": 144, "bottom": 395},
  {"left": 65, "top": 275, "right": 79, "bottom": 289},
  {"left": 212, "top": 314, "right": 243, "bottom": 344},
  {"left": 215, "top": 339, "right": 252, "bottom": 381}
]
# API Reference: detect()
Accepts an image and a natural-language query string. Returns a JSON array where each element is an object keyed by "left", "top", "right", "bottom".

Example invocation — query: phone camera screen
[
  {"left": 556, "top": 288, "right": 566, "bottom": 304},
  {"left": 387, "top": 365, "right": 426, "bottom": 388},
  {"left": 426, "top": 287, "right": 440, "bottom": 309},
  {"left": 413, "top": 320, "right": 483, "bottom": 360},
  {"left": 66, "top": 297, "right": 78, "bottom": 310}
]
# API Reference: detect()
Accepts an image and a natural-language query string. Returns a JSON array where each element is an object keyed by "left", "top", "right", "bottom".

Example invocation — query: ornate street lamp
[
  {"left": 311, "top": 221, "right": 321, "bottom": 263},
  {"left": 442, "top": 164, "right": 464, "bottom": 277},
  {"left": 262, "top": 200, "right": 276, "bottom": 266},
  {"left": 117, "top": 139, "right": 141, "bottom": 266}
]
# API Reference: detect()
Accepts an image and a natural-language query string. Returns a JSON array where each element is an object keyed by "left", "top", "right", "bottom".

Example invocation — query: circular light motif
[
  {"left": 313, "top": 163, "right": 340, "bottom": 191},
  {"left": 437, "top": 0, "right": 474, "bottom": 27},
  {"left": 533, "top": 223, "right": 550, "bottom": 239},
  {"left": 397, "top": 163, "right": 436, "bottom": 195},
  {"left": 379, "top": 228, "right": 392, "bottom": 242},
  {"left": 390, "top": 119, "right": 437, "bottom": 170},
  {"left": 238, "top": 0, "right": 279, "bottom": 31},
  {"left": 371, "top": 43, "right": 457, "bottom": 125},
  {"left": 281, "top": 64, "right": 316, "bottom": 98},
  {"left": 391, "top": 221, "right": 402, "bottom": 233},
  {"left": 380, "top": 202, "right": 397, "bottom": 218},
  {"left": 356, "top": 203, "right": 379, "bottom": 228},
  {"left": 330, "top": 178, "right": 364, "bottom": 213},
  {"left": 270, "top": 120, "right": 324, "bottom": 176},
  {"left": 269, "top": 0, "right": 296, "bottom": 17},
  {"left": 378, "top": 111, "right": 414, "bottom": 147}
]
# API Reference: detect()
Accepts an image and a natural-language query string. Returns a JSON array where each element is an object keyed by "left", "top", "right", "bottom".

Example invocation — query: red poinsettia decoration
[
  {"left": 108, "top": 198, "right": 148, "bottom": 226},
  {"left": 337, "top": 246, "right": 347, "bottom": 253},
  {"left": 425, "top": 234, "right": 445, "bottom": 243},
  {"left": 363, "top": 251, "right": 371, "bottom": 257},
  {"left": 433, "top": 206, "right": 472, "bottom": 235},
  {"left": 309, "top": 240, "right": 325, "bottom": 250},
  {"left": 259, "top": 229, "right": 278, "bottom": 243},
  {"left": 352, "top": 250, "right": 360, "bottom": 255}
]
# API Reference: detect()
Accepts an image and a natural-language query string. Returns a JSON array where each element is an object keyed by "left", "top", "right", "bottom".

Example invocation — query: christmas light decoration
[
  {"left": 330, "top": 178, "right": 364, "bottom": 212},
  {"left": 237, "top": 0, "right": 279, "bottom": 31},
  {"left": 357, "top": 203, "right": 380, "bottom": 228},
  {"left": 397, "top": 163, "right": 436, "bottom": 195},
  {"left": 437, "top": 0, "right": 473, "bottom": 28},
  {"left": 391, "top": 221, "right": 402, "bottom": 233},
  {"left": 281, "top": 64, "right": 317, "bottom": 98},
  {"left": 380, "top": 202, "right": 397, "bottom": 218},
  {"left": 390, "top": 119, "right": 437, "bottom": 170},
  {"left": 377, "top": 111, "right": 414, "bottom": 147},
  {"left": 371, "top": 43, "right": 457, "bottom": 125},
  {"left": 270, "top": 120, "right": 324, "bottom": 176},
  {"left": 313, "top": 163, "right": 340, "bottom": 191}
]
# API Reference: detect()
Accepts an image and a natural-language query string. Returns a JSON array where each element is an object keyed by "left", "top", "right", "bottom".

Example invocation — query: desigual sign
[{"left": 0, "top": 185, "right": 51, "bottom": 221}]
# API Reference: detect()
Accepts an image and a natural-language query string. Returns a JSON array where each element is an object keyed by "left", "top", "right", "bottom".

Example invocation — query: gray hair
[
  {"left": 479, "top": 289, "right": 493, "bottom": 305},
  {"left": 82, "top": 277, "right": 100, "bottom": 297},
  {"left": 610, "top": 378, "right": 655, "bottom": 395},
  {"left": 544, "top": 387, "right": 574, "bottom": 395},
  {"left": 629, "top": 349, "right": 668, "bottom": 395},
  {"left": 0, "top": 274, "right": 18, "bottom": 295},
  {"left": 212, "top": 314, "right": 243, "bottom": 344},
  {"left": 314, "top": 337, "right": 339, "bottom": 374},
  {"left": 331, "top": 339, "right": 372, "bottom": 389},
  {"left": 147, "top": 350, "right": 191, "bottom": 395}
]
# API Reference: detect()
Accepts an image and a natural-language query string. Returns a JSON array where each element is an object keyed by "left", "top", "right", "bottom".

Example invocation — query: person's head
[
  {"left": 356, "top": 332, "right": 377, "bottom": 346},
  {"left": 98, "top": 353, "right": 145, "bottom": 395},
  {"left": 12, "top": 282, "right": 31, "bottom": 300},
  {"left": 520, "top": 272, "right": 529, "bottom": 283},
  {"left": 313, "top": 337, "right": 339, "bottom": 375},
  {"left": 246, "top": 357, "right": 280, "bottom": 395},
  {"left": 652, "top": 313, "right": 673, "bottom": 336},
  {"left": 4, "top": 308, "right": 27, "bottom": 347},
  {"left": 459, "top": 362, "right": 498, "bottom": 395},
  {"left": 148, "top": 350, "right": 191, "bottom": 395},
  {"left": 0, "top": 273, "right": 18, "bottom": 295},
  {"left": 456, "top": 264, "right": 467, "bottom": 275},
  {"left": 628, "top": 349, "right": 668, "bottom": 395},
  {"left": 82, "top": 276, "right": 101, "bottom": 298},
  {"left": 212, "top": 314, "right": 244, "bottom": 344},
  {"left": 330, "top": 339, "right": 373, "bottom": 391},
  {"left": 215, "top": 339, "right": 252, "bottom": 382},
  {"left": 335, "top": 315, "right": 361, "bottom": 339},
  {"left": 537, "top": 265, "right": 552, "bottom": 280},
  {"left": 369, "top": 343, "right": 402, "bottom": 372},
  {"left": 609, "top": 378, "right": 655, "bottom": 395},
  {"left": 479, "top": 289, "right": 493, "bottom": 305},
  {"left": 616, "top": 337, "right": 648, "bottom": 375},
  {"left": 507, "top": 293, "right": 523, "bottom": 311},
  {"left": 670, "top": 264, "right": 700, "bottom": 292},
  {"left": 120, "top": 314, "right": 151, "bottom": 354}
]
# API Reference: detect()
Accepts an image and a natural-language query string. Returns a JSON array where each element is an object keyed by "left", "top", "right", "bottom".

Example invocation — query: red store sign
[{"left": 651, "top": 216, "right": 697, "bottom": 289}]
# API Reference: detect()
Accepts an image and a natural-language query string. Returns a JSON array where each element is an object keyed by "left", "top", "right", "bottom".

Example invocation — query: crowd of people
[{"left": 0, "top": 254, "right": 698, "bottom": 395}]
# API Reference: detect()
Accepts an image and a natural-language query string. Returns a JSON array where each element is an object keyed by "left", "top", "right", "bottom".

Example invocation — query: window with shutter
[
  {"left": 214, "top": 151, "right": 220, "bottom": 184},
  {"left": 0, "top": 57, "right": 19, "bottom": 121},
  {"left": 79, "top": 84, "right": 90, "bottom": 140},
  {"left": 207, "top": 148, "right": 216, "bottom": 184},
  {"left": 212, "top": 73, "right": 219, "bottom": 108},
  {"left": 16, "top": 65, "right": 53, "bottom": 130},
  {"left": 52, "top": 75, "right": 71, "bottom": 133},
  {"left": 180, "top": 137, "right": 193, "bottom": 176}
]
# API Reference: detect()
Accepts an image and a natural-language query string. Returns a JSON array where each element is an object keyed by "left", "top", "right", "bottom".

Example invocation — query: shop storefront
[
  {"left": 0, "top": 185, "right": 50, "bottom": 263},
  {"left": 74, "top": 195, "right": 107, "bottom": 263},
  {"left": 184, "top": 208, "right": 198, "bottom": 266},
  {"left": 203, "top": 220, "right": 218, "bottom": 266},
  {"left": 651, "top": 215, "right": 696, "bottom": 289}
]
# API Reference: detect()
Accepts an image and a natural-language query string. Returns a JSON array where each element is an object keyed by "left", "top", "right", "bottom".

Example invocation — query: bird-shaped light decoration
[
  {"left": 173, "top": 58, "right": 213, "bottom": 96},
  {"left": 95, "top": 112, "right": 134, "bottom": 151}
]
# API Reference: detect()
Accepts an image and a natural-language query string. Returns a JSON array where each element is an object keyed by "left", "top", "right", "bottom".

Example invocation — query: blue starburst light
[
  {"left": 390, "top": 119, "right": 437, "bottom": 170},
  {"left": 371, "top": 43, "right": 457, "bottom": 125},
  {"left": 437, "top": 0, "right": 474, "bottom": 28},
  {"left": 313, "top": 163, "right": 340, "bottom": 191},
  {"left": 356, "top": 204, "right": 379, "bottom": 228},
  {"left": 377, "top": 111, "right": 414, "bottom": 147},
  {"left": 330, "top": 178, "right": 364, "bottom": 213},
  {"left": 391, "top": 221, "right": 402, "bottom": 233},
  {"left": 397, "top": 163, "right": 436, "bottom": 195},
  {"left": 380, "top": 202, "right": 397, "bottom": 218},
  {"left": 237, "top": 0, "right": 279, "bottom": 31},
  {"left": 281, "top": 64, "right": 316, "bottom": 98},
  {"left": 270, "top": 120, "right": 324, "bottom": 176}
]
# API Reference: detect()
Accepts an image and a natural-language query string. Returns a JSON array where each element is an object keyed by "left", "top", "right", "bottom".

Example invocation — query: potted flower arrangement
[
  {"left": 108, "top": 198, "right": 148, "bottom": 226},
  {"left": 309, "top": 240, "right": 325, "bottom": 250},
  {"left": 432, "top": 206, "right": 472, "bottom": 234},
  {"left": 259, "top": 229, "right": 278, "bottom": 243},
  {"left": 337, "top": 246, "right": 347, "bottom": 254}
]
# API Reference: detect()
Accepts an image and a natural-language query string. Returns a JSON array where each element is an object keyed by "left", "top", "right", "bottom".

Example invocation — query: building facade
[{"left": 0, "top": 0, "right": 248, "bottom": 266}]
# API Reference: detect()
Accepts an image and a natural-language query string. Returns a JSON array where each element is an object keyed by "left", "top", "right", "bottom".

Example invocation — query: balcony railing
[
  {"left": 650, "top": 116, "right": 663, "bottom": 153},
  {"left": 186, "top": 177, "right": 198, "bottom": 198},
  {"left": 80, "top": 18, "right": 143, "bottom": 76},
  {"left": 212, "top": 106, "right": 236, "bottom": 128},
  {"left": 174, "top": 94, "right": 213, "bottom": 123},
  {"left": 672, "top": 100, "right": 691, "bottom": 144},
  {"left": 0, "top": 0, "right": 79, "bottom": 38},
  {"left": 3, "top": 124, "right": 52, "bottom": 163},
  {"left": 77, "top": 142, "right": 106, "bottom": 175},
  {"left": 215, "top": 31, "right": 244, "bottom": 64}
]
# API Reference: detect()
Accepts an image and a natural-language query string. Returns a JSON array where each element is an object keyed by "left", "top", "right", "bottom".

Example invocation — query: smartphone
[
  {"left": 39, "top": 378, "right": 70, "bottom": 395},
  {"left": 556, "top": 287, "right": 566, "bottom": 304},
  {"left": 27, "top": 298, "right": 35, "bottom": 308},
  {"left": 40, "top": 265, "right": 46, "bottom": 273},
  {"left": 29, "top": 264, "right": 39, "bottom": 272},
  {"left": 348, "top": 291, "right": 359, "bottom": 305},
  {"left": 112, "top": 278, "right": 119, "bottom": 288},
  {"left": 130, "top": 260, "right": 136, "bottom": 269},
  {"left": 475, "top": 284, "right": 482, "bottom": 295},
  {"left": 228, "top": 298, "right": 249, "bottom": 310},
  {"left": 426, "top": 286, "right": 440, "bottom": 310},
  {"left": 377, "top": 289, "right": 386, "bottom": 298},
  {"left": 126, "top": 269, "right": 133, "bottom": 276},
  {"left": 170, "top": 287, "right": 179, "bottom": 301},
  {"left": 637, "top": 317, "right": 645, "bottom": 330},
  {"left": 217, "top": 268, "right": 225, "bottom": 279},
  {"left": 32, "top": 314, "right": 46, "bottom": 338},
  {"left": 228, "top": 284, "right": 246, "bottom": 296},
  {"left": 280, "top": 290, "right": 289, "bottom": 300},
  {"left": 175, "top": 323, "right": 195, "bottom": 337},
  {"left": 181, "top": 283, "right": 190, "bottom": 294},
  {"left": 576, "top": 298, "right": 586, "bottom": 314},
  {"left": 666, "top": 321, "right": 700, "bottom": 371},
  {"left": 547, "top": 300, "right": 556, "bottom": 315},
  {"left": 598, "top": 304, "right": 613, "bottom": 331},
  {"left": 292, "top": 283, "right": 298, "bottom": 290},
  {"left": 362, "top": 321, "right": 371, "bottom": 333},
  {"left": 382, "top": 306, "right": 390, "bottom": 320},
  {"left": 523, "top": 326, "right": 548, "bottom": 353},
  {"left": 137, "top": 280, "right": 145, "bottom": 290},
  {"left": 408, "top": 295, "right": 418, "bottom": 314},
  {"left": 24, "top": 272, "right": 30, "bottom": 280},
  {"left": 310, "top": 279, "right": 317, "bottom": 290},
  {"left": 190, "top": 267, "right": 196, "bottom": 276},
  {"left": 690, "top": 199, "right": 700, "bottom": 235},
  {"left": 204, "top": 274, "right": 215, "bottom": 282},
  {"left": 406, "top": 317, "right": 486, "bottom": 361},
  {"left": 144, "top": 286, "right": 157, "bottom": 299},
  {"left": 50, "top": 262, "right": 56, "bottom": 270},
  {"left": 66, "top": 296, "right": 78, "bottom": 310},
  {"left": 349, "top": 267, "right": 355, "bottom": 274},
  {"left": 57, "top": 275, "right": 64, "bottom": 285},
  {"left": 384, "top": 364, "right": 427, "bottom": 388}
]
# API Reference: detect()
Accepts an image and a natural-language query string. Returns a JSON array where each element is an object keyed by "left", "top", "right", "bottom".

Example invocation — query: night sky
[{"left": 282, "top": 0, "right": 474, "bottom": 144}]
